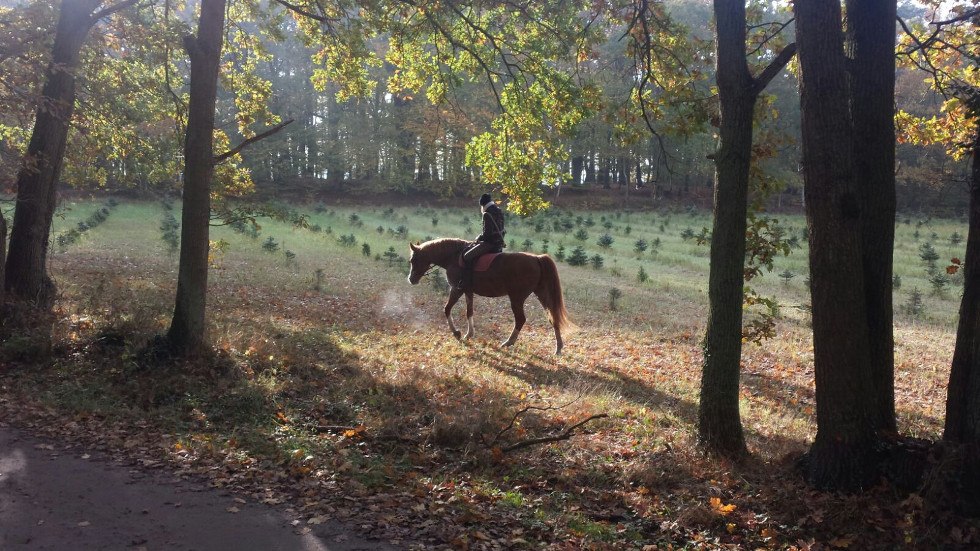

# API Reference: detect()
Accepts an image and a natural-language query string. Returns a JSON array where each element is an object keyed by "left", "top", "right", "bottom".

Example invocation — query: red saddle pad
[{"left": 458, "top": 252, "right": 502, "bottom": 272}]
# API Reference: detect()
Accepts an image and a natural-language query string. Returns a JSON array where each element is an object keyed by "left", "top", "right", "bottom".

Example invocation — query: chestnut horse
[{"left": 407, "top": 238, "right": 573, "bottom": 354}]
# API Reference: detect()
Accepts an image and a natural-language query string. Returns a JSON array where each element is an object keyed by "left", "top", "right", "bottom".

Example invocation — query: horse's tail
[{"left": 536, "top": 255, "right": 576, "bottom": 333}]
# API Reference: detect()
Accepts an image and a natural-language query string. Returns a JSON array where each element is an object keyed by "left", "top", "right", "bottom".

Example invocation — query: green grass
[{"left": 2, "top": 197, "right": 969, "bottom": 548}]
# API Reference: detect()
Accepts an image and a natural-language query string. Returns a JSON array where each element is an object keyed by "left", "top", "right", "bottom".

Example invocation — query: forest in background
[{"left": 0, "top": 0, "right": 971, "bottom": 214}]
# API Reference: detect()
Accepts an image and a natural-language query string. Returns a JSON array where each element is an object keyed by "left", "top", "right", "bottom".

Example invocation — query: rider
[{"left": 461, "top": 193, "right": 505, "bottom": 290}]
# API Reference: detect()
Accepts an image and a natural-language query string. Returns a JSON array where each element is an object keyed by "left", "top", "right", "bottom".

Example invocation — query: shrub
[
  {"left": 376, "top": 225, "right": 385, "bottom": 234},
  {"left": 904, "top": 288, "right": 924, "bottom": 318},
  {"left": 608, "top": 288, "right": 622, "bottom": 310},
  {"left": 680, "top": 228, "right": 695, "bottom": 241},
  {"left": 349, "top": 213, "right": 363, "bottom": 227},
  {"left": 950, "top": 232, "right": 963, "bottom": 246},
  {"left": 634, "top": 239, "right": 648, "bottom": 254},
  {"left": 284, "top": 250, "right": 296, "bottom": 263},
  {"left": 383, "top": 246, "right": 400, "bottom": 266},
  {"left": 555, "top": 244, "right": 566, "bottom": 262},
  {"left": 597, "top": 234, "right": 614, "bottom": 248},
  {"left": 892, "top": 274, "right": 902, "bottom": 289},
  {"left": 432, "top": 217, "right": 439, "bottom": 227},
  {"left": 574, "top": 228, "right": 588, "bottom": 241},
  {"left": 778, "top": 269, "right": 796, "bottom": 286},
  {"left": 313, "top": 269, "right": 325, "bottom": 291},
  {"left": 262, "top": 236, "right": 279, "bottom": 253},
  {"left": 522, "top": 239, "right": 534, "bottom": 251},
  {"left": 929, "top": 272, "right": 950, "bottom": 297},
  {"left": 362, "top": 243, "right": 372, "bottom": 257},
  {"left": 160, "top": 212, "right": 180, "bottom": 254},
  {"left": 590, "top": 254, "right": 604, "bottom": 269},
  {"left": 338, "top": 234, "right": 357, "bottom": 247},
  {"left": 602, "top": 220, "right": 613, "bottom": 231},
  {"left": 919, "top": 242, "right": 940, "bottom": 274},
  {"left": 567, "top": 246, "right": 588, "bottom": 266},
  {"left": 637, "top": 266, "right": 649, "bottom": 283}
]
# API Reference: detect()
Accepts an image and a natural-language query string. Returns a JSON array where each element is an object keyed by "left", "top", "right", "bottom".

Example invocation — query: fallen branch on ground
[{"left": 500, "top": 413, "right": 609, "bottom": 453}]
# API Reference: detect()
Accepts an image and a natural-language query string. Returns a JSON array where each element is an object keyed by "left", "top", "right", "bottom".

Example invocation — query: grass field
[{"left": 1, "top": 197, "right": 974, "bottom": 549}]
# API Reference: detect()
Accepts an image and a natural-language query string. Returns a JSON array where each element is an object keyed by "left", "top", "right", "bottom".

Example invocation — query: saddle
[{"left": 458, "top": 252, "right": 502, "bottom": 272}]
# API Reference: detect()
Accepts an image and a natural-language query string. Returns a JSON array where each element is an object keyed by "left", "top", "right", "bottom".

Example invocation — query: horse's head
[{"left": 407, "top": 242, "right": 429, "bottom": 285}]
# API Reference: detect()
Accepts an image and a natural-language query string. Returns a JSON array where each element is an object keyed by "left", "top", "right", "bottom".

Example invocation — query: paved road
[{"left": 0, "top": 428, "right": 396, "bottom": 550}]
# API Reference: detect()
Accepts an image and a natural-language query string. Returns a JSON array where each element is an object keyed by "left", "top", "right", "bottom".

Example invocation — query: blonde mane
[{"left": 418, "top": 238, "right": 470, "bottom": 265}]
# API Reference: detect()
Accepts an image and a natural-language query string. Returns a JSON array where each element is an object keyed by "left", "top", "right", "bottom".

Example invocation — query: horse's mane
[{"left": 418, "top": 237, "right": 469, "bottom": 260}]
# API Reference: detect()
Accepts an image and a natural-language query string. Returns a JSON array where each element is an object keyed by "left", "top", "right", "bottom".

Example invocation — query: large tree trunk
[
  {"left": 166, "top": 0, "right": 226, "bottom": 356},
  {"left": 795, "top": 0, "right": 880, "bottom": 490},
  {"left": 945, "top": 130, "right": 980, "bottom": 442},
  {"left": 3, "top": 0, "right": 100, "bottom": 306},
  {"left": 698, "top": 0, "right": 755, "bottom": 458},
  {"left": 846, "top": 0, "right": 898, "bottom": 434}
]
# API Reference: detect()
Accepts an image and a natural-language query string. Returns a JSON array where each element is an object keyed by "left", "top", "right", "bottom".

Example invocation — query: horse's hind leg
[
  {"left": 445, "top": 288, "right": 464, "bottom": 339},
  {"left": 464, "top": 292, "right": 475, "bottom": 340},
  {"left": 502, "top": 293, "right": 529, "bottom": 347},
  {"left": 534, "top": 291, "right": 562, "bottom": 355}
]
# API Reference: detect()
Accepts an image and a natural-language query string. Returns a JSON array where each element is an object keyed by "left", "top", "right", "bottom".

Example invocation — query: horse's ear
[{"left": 410, "top": 242, "right": 419, "bottom": 252}]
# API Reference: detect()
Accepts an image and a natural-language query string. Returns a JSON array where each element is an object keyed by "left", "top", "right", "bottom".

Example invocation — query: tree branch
[
  {"left": 500, "top": 413, "right": 608, "bottom": 453},
  {"left": 752, "top": 42, "right": 797, "bottom": 93},
  {"left": 89, "top": 0, "right": 142, "bottom": 25},
  {"left": 213, "top": 119, "right": 294, "bottom": 164},
  {"left": 270, "top": 0, "right": 335, "bottom": 24}
]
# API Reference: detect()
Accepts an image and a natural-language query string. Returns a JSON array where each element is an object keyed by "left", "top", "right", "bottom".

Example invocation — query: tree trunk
[
  {"left": 846, "top": 0, "right": 897, "bottom": 434},
  {"left": 0, "top": 208, "right": 6, "bottom": 293},
  {"left": 166, "top": 0, "right": 226, "bottom": 356},
  {"left": 699, "top": 0, "right": 756, "bottom": 458},
  {"left": 795, "top": 0, "right": 880, "bottom": 490},
  {"left": 3, "top": 0, "right": 100, "bottom": 305},
  {"left": 945, "top": 130, "right": 980, "bottom": 443},
  {"left": 572, "top": 155, "right": 584, "bottom": 186}
]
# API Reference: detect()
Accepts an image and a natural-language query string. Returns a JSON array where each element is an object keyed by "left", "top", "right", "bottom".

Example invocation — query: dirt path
[{"left": 0, "top": 427, "right": 397, "bottom": 550}]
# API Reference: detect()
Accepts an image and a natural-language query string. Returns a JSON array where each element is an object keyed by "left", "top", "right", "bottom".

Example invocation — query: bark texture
[
  {"left": 945, "top": 130, "right": 980, "bottom": 443},
  {"left": 166, "top": 0, "right": 226, "bottom": 355},
  {"left": 699, "top": 0, "right": 795, "bottom": 457},
  {"left": 846, "top": 0, "right": 898, "bottom": 434},
  {"left": 698, "top": 0, "right": 755, "bottom": 458},
  {"left": 3, "top": 0, "right": 100, "bottom": 305},
  {"left": 794, "top": 0, "right": 880, "bottom": 490}
]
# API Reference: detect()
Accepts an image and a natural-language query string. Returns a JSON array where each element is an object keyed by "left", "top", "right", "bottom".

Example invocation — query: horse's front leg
[
  {"left": 463, "top": 292, "right": 475, "bottom": 340},
  {"left": 444, "top": 287, "right": 464, "bottom": 340},
  {"left": 502, "top": 293, "right": 529, "bottom": 347}
]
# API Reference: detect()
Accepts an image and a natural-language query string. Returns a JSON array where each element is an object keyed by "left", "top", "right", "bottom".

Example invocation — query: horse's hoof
[
  {"left": 555, "top": 347, "right": 563, "bottom": 356},
  {"left": 463, "top": 333, "right": 473, "bottom": 341},
  {"left": 453, "top": 330, "right": 462, "bottom": 340},
  {"left": 501, "top": 340, "right": 515, "bottom": 347}
]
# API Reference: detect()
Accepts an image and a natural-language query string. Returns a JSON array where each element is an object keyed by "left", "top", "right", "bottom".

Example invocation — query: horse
[{"left": 407, "top": 238, "right": 573, "bottom": 355}]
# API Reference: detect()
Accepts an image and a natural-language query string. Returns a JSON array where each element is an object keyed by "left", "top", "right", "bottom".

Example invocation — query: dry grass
[{"left": 0, "top": 199, "right": 975, "bottom": 549}]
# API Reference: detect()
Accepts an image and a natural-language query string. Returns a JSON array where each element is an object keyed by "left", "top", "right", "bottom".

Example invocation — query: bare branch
[
  {"left": 745, "top": 18, "right": 794, "bottom": 57},
  {"left": 89, "top": 0, "right": 142, "bottom": 25},
  {"left": 752, "top": 42, "right": 796, "bottom": 93},
  {"left": 213, "top": 119, "right": 294, "bottom": 164},
  {"left": 931, "top": 7, "right": 980, "bottom": 27},
  {"left": 501, "top": 413, "right": 608, "bottom": 453}
]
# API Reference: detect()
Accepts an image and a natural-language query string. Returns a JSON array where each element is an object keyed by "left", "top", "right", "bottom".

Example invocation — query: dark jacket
[{"left": 477, "top": 202, "right": 506, "bottom": 247}]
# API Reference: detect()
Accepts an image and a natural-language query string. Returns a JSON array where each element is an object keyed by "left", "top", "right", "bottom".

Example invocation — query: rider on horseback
[{"left": 460, "top": 193, "right": 505, "bottom": 290}]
